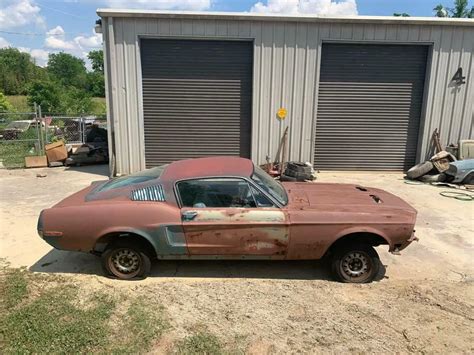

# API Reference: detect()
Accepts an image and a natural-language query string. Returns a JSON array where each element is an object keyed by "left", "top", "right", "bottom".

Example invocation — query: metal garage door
[
  {"left": 141, "top": 39, "right": 253, "bottom": 167},
  {"left": 314, "top": 43, "right": 428, "bottom": 170}
]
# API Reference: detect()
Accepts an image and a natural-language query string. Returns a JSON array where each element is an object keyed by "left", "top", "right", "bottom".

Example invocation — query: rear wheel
[
  {"left": 331, "top": 244, "right": 380, "bottom": 283},
  {"left": 101, "top": 241, "right": 151, "bottom": 280}
]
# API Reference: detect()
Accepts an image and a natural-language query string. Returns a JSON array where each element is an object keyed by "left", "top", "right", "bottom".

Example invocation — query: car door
[{"left": 176, "top": 177, "right": 289, "bottom": 257}]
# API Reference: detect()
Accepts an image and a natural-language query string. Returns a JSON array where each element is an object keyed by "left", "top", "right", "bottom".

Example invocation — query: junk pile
[
  {"left": 25, "top": 123, "right": 108, "bottom": 168},
  {"left": 405, "top": 129, "right": 474, "bottom": 188},
  {"left": 262, "top": 126, "right": 317, "bottom": 182}
]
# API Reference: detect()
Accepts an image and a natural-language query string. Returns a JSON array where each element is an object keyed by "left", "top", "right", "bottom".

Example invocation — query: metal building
[{"left": 96, "top": 9, "right": 474, "bottom": 175}]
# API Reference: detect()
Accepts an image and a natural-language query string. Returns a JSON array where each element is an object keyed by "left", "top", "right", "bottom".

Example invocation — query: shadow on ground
[
  {"left": 30, "top": 249, "right": 387, "bottom": 282},
  {"left": 64, "top": 164, "right": 110, "bottom": 177}
]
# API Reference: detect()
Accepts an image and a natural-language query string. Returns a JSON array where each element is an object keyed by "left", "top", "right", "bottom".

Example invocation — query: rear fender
[{"left": 96, "top": 224, "right": 187, "bottom": 257}]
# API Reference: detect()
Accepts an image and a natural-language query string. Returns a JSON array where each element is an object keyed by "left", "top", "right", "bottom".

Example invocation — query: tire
[
  {"left": 284, "top": 169, "right": 312, "bottom": 180},
  {"left": 461, "top": 171, "right": 474, "bottom": 185},
  {"left": 286, "top": 162, "right": 312, "bottom": 174},
  {"left": 406, "top": 161, "right": 434, "bottom": 179},
  {"left": 419, "top": 173, "right": 447, "bottom": 183},
  {"left": 331, "top": 244, "right": 380, "bottom": 283},
  {"left": 101, "top": 240, "right": 151, "bottom": 280},
  {"left": 280, "top": 173, "right": 298, "bottom": 182}
]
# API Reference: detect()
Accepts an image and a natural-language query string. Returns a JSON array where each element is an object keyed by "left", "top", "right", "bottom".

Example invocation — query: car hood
[{"left": 282, "top": 182, "right": 416, "bottom": 214}]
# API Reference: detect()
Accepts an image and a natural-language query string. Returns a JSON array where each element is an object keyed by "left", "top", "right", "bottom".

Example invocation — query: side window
[
  {"left": 177, "top": 178, "right": 257, "bottom": 208},
  {"left": 251, "top": 186, "right": 275, "bottom": 207}
]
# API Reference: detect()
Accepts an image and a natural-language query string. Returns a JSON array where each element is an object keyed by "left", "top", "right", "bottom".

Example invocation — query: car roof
[{"left": 160, "top": 156, "right": 254, "bottom": 181}]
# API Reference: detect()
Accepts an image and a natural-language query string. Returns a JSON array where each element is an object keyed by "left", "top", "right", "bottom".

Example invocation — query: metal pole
[
  {"left": 44, "top": 109, "right": 48, "bottom": 145},
  {"left": 33, "top": 103, "right": 41, "bottom": 156},
  {"left": 38, "top": 105, "right": 45, "bottom": 154}
]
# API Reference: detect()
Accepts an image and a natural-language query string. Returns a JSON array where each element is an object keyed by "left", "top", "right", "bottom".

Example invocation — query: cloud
[
  {"left": 0, "top": 0, "right": 46, "bottom": 30},
  {"left": 44, "top": 26, "right": 102, "bottom": 52},
  {"left": 103, "top": 0, "right": 212, "bottom": 10},
  {"left": 251, "top": 0, "right": 358, "bottom": 16},
  {"left": 42, "top": 26, "right": 102, "bottom": 69},
  {"left": 0, "top": 37, "right": 11, "bottom": 48},
  {"left": 44, "top": 26, "right": 76, "bottom": 50},
  {"left": 18, "top": 47, "right": 50, "bottom": 66}
]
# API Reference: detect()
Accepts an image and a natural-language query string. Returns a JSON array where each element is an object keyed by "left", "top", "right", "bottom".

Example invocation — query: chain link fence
[
  {"left": 0, "top": 105, "right": 107, "bottom": 168},
  {"left": 0, "top": 109, "right": 43, "bottom": 168}
]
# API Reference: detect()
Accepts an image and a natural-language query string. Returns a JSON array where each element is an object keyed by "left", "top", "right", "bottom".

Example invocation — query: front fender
[{"left": 321, "top": 226, "right": 392, "bottom": 257}]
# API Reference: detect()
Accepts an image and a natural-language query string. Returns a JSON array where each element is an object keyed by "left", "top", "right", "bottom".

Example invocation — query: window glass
[
  {"left": 177, "top": 178, "right": 257, "bottom": 208},
  {"left": 251, "top": 186, "right": 275, "bottom": 207},
  {"left": 98, "top": 165, "right": 168, "bottom": 192},
  {"left": 251, "top": 165, "right": 288, "bottom": 205}
]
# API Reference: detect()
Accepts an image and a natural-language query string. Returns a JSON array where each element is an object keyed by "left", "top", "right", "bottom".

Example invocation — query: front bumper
[{"left": 391, "top": 232, "right": 419, "bottom": 255}]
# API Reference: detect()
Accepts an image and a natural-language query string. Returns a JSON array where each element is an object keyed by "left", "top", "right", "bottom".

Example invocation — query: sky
[{"left": 0, "top": 0, "right": 450, "bottom": 68}]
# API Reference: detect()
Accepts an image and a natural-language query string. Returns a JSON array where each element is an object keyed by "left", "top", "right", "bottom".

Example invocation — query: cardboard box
[
  {"left": 25, "top": 155, "right": 48, "bottom": 168},
  {"left": 45, "top": 141, "right": 68, "bottom": 163}
]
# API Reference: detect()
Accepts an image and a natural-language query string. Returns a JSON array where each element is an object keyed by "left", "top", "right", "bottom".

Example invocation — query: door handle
[{"left": 182, "top": 211, "right": 198, "bottom": 221}]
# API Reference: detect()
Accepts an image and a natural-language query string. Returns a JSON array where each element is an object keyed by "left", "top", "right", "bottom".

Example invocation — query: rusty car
[{"left": 38, "top": 156, "right": 418, "bottom": 283}]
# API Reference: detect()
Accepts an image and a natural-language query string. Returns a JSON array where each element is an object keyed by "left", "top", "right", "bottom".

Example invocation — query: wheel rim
[
  {"left": 109, "top": 248, "right": 141, "bottom": 278},
  {"left": 340, "top": 251, "right": 372, "bottom": 281}
]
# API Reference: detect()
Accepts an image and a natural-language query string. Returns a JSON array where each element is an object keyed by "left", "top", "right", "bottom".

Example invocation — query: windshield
[
  {"left": 6, "top": 121, "right": 30, "bottom": 130},
  {"left": 98, "top": 165, "right": 168, "bottom": 192},
  {"left": 251, "top": 165, "right": 288, "bottom": 206}
]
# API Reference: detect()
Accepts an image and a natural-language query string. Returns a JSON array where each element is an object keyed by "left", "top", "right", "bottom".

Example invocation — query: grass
[
  {"left": 176, "top": 332, "right": 224, "bottom": 355},
  {"left": 5, "top": 96, "right": 30, "bottom": 113},
  {"left": 5, "top": 95, "right": 107, "bottom": 116},
  {"left": 0, "top": 141, "right": 39, "bottom": 168},
  {"left": 0, "top": 264, "right": 168, "bottom": 354},
  {"left": 91, "top": 97, "right": 107, "bottom": 117}
]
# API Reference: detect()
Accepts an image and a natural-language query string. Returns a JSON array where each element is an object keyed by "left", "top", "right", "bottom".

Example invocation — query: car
[
  {"left": 0, "top": 120, "right": 43, "bottom": 140},
  {"left": 37, "top": 156, "right": 418, "bottom": 283}
]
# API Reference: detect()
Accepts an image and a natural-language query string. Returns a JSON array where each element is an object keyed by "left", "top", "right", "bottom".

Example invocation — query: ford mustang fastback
[{"left": 38, "top": 156, "right": 418, "bottom": 283}]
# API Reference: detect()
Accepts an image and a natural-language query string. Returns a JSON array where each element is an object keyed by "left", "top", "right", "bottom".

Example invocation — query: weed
[
  {"left": 110, "top": 297, "right": 168, "bottom": 353},
  {"left": 0, "top": 267, "right": 28, "bottom": 308},
  {"left": 175, "top": 331, "right": 223, "bottom": 355},
  {"left": 0, "top": 266, "right": 167, "bottom": 354}
]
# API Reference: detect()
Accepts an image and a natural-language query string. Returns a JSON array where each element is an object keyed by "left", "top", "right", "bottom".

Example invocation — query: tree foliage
[
  {"left": 60, "top": 87, "right": 93, "bottom": 115},
  {"left": 434, "top": 0, "right": 474, "bottom": 17},
  {"left": 27, "top": 80, "right": 62, "bottom": 113},
  {"left": 0, "top": 48, "right": 46, "bottom": 95},
  {"left": 0, "top": 48, "right": 105, "bottom": 114},
  {"left": 88, "top": 50, "right": 104, "bottom": 74},
  {"left": 0, "top": 91, "right": 14, "bottom": 112},
  {"left": 47, "top": 52, "right": 87, "bottom": 88}
]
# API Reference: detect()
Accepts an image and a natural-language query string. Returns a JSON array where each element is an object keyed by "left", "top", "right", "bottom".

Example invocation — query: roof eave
[{"left": 96, "top": 9, "right": 474, "bottom": 27}]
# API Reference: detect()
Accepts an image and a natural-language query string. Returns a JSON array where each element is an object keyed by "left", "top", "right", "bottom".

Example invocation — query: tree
[
  {"left": 86, "top": 72, "right": 105, "bottom": 97},
  {"left": 88, "top": 50, "right": 104, "bottom": 73},
  {"left": 0, "top": 48, "right": 44, "bottom": 95},
  {"left": 434, "top": 0, "right": 474, "bottom": 17},
  {"left": 393, "top": 13, "right": 410, "bottom": 17},
  {"left": 59, "top": 87, "right": 93, "bottom": 115},
  {"left": 0, "top": 91, "right": 13, "bottom": 112},
  {"left": 47, "top": 52, "right": 87, "bottom": 89},
  {"left": 27, "top": 80, "right": 62, "bottom": 113},
  {"left": 86, "top": 50, "right": 105, "bottom": 97}
]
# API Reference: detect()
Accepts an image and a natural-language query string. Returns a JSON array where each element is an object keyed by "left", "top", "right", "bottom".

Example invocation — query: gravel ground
[{"left": 1, "top": 165, "right": 473, "bottom": 353}]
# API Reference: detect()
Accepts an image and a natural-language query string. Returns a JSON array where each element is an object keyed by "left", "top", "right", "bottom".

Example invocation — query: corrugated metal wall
[{"left": 101, "top": 15, "right": 474, "bottom": 175}]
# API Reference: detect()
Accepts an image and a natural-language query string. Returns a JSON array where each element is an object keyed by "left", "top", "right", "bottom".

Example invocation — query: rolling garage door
[
  {"left": 141, "top": 39, "right": 253, "bottom": 167},
  {"left": 314, "top": 43, "right": 428, "bottom": 170}
]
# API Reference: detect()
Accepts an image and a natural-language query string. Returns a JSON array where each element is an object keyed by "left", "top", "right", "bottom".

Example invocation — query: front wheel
[
  {"left": 330, "top": 244, "right": 380, "bottom": 283},
  {"left": 101, "top": 241, "right": 151, "bottom": 280}
]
